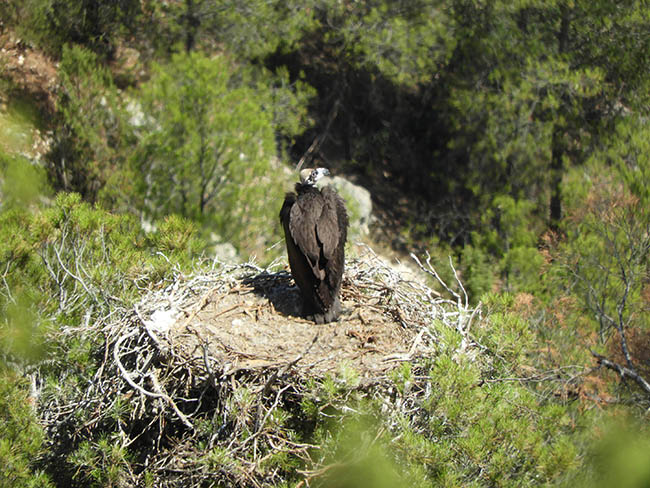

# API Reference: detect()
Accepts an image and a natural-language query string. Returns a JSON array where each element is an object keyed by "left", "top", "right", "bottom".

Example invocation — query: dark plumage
[{"left": 280, "top": 168, "right": 348, "bottom": 323}]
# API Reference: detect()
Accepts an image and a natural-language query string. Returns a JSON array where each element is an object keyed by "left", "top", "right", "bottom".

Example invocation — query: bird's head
[{"left": 299, "top": 167, "right": 330, "bottom": 186}]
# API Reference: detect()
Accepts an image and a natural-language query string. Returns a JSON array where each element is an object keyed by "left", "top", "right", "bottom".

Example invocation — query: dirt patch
[
  {"left": 169, "top": 270, "right": 416, "bottom": 378},
  {"left": 134, "top": 250, "right": 442, "bottom": 386},
  {"left": 0, "top": 31, "right": 59, "bottom": 112}
]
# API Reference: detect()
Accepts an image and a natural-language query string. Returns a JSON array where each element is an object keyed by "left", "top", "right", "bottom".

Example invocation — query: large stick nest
[{"left": 41, "top": 248, "right": 478, "bottom": 487}]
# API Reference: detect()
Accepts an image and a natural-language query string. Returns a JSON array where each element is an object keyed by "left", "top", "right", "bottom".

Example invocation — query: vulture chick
[{"left": 280, "top": 168, "right": 349, "bottom": 323}]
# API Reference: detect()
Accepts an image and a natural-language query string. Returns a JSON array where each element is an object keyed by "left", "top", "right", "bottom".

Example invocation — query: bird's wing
[
  {"left": 289, "top": 194, "right": 323, "bottom": 271},
  {"left": 316, "top": 188, "right": 340, "bottom": 260}
]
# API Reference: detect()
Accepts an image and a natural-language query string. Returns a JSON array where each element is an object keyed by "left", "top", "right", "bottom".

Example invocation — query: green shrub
[
  {"left": 0, "top": 373, "right": 54, "bottom": 488},
  {"left": 16, "top": 0, "right": 141, "bottom": 57},
  {"left": 47, "top": 45, "right": 131, "bottom": 201},
  {"left": 128, "top": 51, "right": 289, "bottom": 256},
  {"left": 0, "top": 192, "right": 201, "bottom": 361}
]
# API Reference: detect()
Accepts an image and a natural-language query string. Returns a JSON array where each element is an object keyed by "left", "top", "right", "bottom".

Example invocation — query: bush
[
  {"left": 46, "top": 45, "right": 131, "bottom": 201},
  {"left": 128, "top": 51, "right": 290, "bottom": 256},
  {"left": 0, "top": 373, "right": 54, "bottom": 488},
  {"left": 0, "top": 192, "right": 201, "bottom": 363},
  {"left": 16, "top": 0, "right": 141, "bottom": 57}
]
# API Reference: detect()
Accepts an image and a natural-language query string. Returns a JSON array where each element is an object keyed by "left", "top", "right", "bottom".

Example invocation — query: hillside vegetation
[{"left": 1, "top": 1, "right": 649, "bottom": 486}]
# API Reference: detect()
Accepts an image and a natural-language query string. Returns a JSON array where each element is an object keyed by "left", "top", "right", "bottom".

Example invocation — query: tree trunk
[
  {"left": 550, "top": 126, "right": 564, "bottom": 231},
  {"left": 550, "top": 5, "right": 570, "bottom": 232},
  {"left": 184, "top": 0, "right": 199, "bottom": 53}
]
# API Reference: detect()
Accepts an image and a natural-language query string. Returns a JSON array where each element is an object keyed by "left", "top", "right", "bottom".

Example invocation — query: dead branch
[
  {"left": 592, "top": 351, "right": 650, "bottom": 397},
  {"left": 113, "top": 327, "right": 194, "bottom": 429}
]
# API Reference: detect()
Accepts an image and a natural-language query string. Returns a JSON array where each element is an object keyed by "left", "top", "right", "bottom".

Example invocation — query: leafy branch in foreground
[
  {"left": 0, "top": 192, "right": 200, "bottom": 363},
  {"left": 0, "top": 192, "right": 201, "bottom": 486}
]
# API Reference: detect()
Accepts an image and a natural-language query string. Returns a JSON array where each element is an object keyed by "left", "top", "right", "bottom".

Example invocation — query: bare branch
[
  {"left": 296, "top": 98, "right": 341, "bottom": 171},
  {"left": 113, "top": 327, "right": 194, "bottom": 430},
  {"left": 592, "top": 351, "right": 650, "bottom": 397}
]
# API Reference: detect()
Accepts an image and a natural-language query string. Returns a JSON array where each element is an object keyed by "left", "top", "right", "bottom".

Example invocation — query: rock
[
  {"left": 145, "top": 308, "right": 179, "bottom": 333},
  {"left": 214, "top": 242, "right": 239, "bottom": 263},
  {"left": 112, "top": 45, "right": 141, "bottom": 85},
  {"left": 328, "top": 176, "right": 373, "bottom": 236},
  {"left": 141, "top": 218, "right": 157, "bottom": 233},
  {"left": 126, "top": 99, "right": 146, "bottom": 127},
  {"left": 209, "top": 233, "right": 240, "bottom": 263}
]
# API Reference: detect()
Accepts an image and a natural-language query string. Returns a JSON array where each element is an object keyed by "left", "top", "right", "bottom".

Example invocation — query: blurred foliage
[
  {"left": 0, "top": 153, "right": 53, "bottom": 486},
  {"left": 562, "top": 415, "right": 650, "bottom": 488},
  {"left": 311, "top": 416, "right": 413, "bottom": 488},
  {"left": 0, "top": 151, "right": 49, "bottom": 209},
  {"left": 14, "top": 0, "right": 141, "bottom": 57},
  {"left": 126, "top": 51, "right": 289, "bottom": 255},
  {"left": 0, "top": 373, "right": 54, "bottom": 487},
  {"left": 0, "top": 93, "right": 45, "bottom": 157},
  {"left": 46, "top": 44, "right": 130, "bottom": 201}
]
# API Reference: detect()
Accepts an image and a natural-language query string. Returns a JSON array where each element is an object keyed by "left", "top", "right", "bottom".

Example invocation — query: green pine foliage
[
  {"left": 49, "top": 44, "right": 313, "bottom": 257},
  {"left": 297, "top": 299, "right": 588, "bottom": 487},
  {"left": 0, "top": 187, "right": 201, "bottom": 485},
  {"left": 0, "top": 373, "right": 54, "bottom": 488},
  {"left": 128, "top": 51, "right": 288, "bottom": 255},
  {"left": 15, "top": 0, "right": 141, "bottom": 57},
  {"left": 537, "top": 114, "right": 650, "bottom": 404},
  {"left": 0, "top": 191, "right": 200, "bottom": 364},
  {"left": 67, "top": 436, "right": 133, "bottom": 488},
  {"left": 142, "top": 0, "right": 317, "bottom": 58},
  {"left": 48, "top": 44, "right": 131, "bottom": 201}
]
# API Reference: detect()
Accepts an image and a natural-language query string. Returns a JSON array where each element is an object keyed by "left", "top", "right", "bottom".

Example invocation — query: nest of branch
[{"left": 42, "top": 248, "right": 478, "bottom": 487}]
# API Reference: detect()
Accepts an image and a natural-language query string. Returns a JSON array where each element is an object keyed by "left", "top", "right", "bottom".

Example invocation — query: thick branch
[{"left": 592, "top": 351, "right": 650, "bottom": 397}]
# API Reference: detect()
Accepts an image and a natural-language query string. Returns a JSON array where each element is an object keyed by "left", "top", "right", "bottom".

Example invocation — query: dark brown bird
[{"left": 280, "top": 168, "right": 348, "bottom": 323}]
